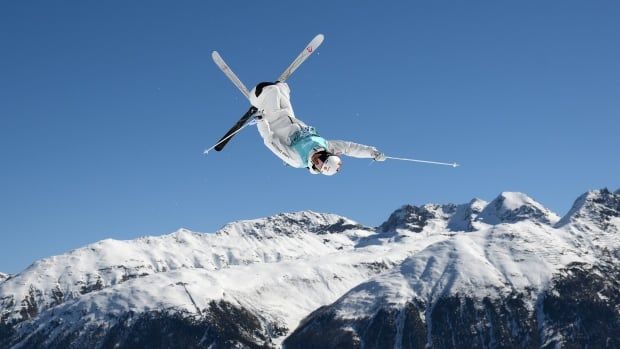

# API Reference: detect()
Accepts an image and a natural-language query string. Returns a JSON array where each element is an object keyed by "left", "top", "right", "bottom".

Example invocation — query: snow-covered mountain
[
  {"left": 0, "top": 273, "right": 8, "bottom": 283},
  {"left": 477, "top": 191, "right": 560, "bottom": 225},
  {"left": 1, "top": 190, "right": 619, "bottom": 349}
]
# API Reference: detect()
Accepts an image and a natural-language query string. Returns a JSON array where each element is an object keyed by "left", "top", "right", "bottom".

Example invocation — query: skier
[
  {"left": 249, "top": 81, "right": 386, "bottom": 176},
  {"left": 208, "top": 34, "right": 459, "bottom": 170}
]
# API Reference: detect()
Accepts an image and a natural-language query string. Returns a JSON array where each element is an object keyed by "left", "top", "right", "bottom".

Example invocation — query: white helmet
[{"left": 320, "top": 155, "right": 342, "bottom": 176}]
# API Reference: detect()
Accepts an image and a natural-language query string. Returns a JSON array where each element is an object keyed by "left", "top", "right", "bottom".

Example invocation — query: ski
[
  {"left": 211, "top": 51, "right": 251, "bottom": 99},
  {"left": 205, "top": 106, "right": 259, "bottom": 154},
  {"left": 209, "top": 34, "right": 324, "bottom": 153},
  {"left": 209, "top": 51, "right": 255, "bottom": 153},
  {"left": 278, "top": 34, "right": 324, "bottom": 82}
]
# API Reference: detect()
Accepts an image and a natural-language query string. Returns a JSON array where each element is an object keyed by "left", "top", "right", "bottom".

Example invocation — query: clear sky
[{"left": 1, "top": 1, "right": 619, "bottom": 274}]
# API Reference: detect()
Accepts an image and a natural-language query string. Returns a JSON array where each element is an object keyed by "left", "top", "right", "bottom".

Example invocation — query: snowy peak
[
  {"left": 378, "top": 203, "right": 457, "bottom": 233},
  {"left": 556, "top": 188, "right": 620, "bottom": 229},
  {"left": 477, "top": 192, "right": 559, "bottom": 225},
  {"left": 446, "top": 198, "right": 487, "bottom": 232},
  {"left": 0, "top": 273, "right": 7, "bottom": 283},
  {"left": 217, "top": 211, "right": 370, "bottom": 239},
  {"left": 379, "top": 192, "right": 559, "bottom": 234}
]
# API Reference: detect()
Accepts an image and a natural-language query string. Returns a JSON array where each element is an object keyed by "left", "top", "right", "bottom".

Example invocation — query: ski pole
[{"left": 385, "top": 156, "right": 460, "bottom": 168}]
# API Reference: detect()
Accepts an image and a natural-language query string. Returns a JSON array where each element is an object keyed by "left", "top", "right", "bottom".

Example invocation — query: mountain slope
[
  {"left": 1, "top": 211, "right": 420, "bottom": 348},
  {"left": 285, "top": 189, "right": 620, "bottom": 348},
  {"left": 1, "top": 189, "right": 619, "bottom": 349},
  {"left": 0, "top": 212, "right": 368, "bottom": 323}
]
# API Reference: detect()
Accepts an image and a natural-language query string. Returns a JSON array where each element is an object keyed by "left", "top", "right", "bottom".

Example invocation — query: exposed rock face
[
  {"left": 10, "top": 300, "right": 283, "bottom": 349},
  {"left": 378, "top": 204, "right": 443, "bottom": 233},
  {"left": 556, "top": 188, "right": 620, "bottom": 231},
  {"left": 538, "top": 261, "right": 620, "bottom": 348},
  {"left": 284, "top": 262, "right": 620, "bottom": 349},
  {"left": 446, "top": 198, "right": 487, "bottom": 232},
  {"left": 1, "top": 190, "right": 619, "bottom": 349}
]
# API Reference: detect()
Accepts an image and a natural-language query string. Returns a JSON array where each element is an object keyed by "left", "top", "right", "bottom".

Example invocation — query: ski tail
[
  {"left": 213, "top": 106, "right": 258, "bottom": 152},
  {"left": 212, "top": 51, "right": 251, "bottom": 99},
  {"left": 278, "top": 34, "right": 324, "bottom": 82}
]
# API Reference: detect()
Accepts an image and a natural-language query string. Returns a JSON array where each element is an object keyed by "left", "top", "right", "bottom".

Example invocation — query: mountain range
[{"left": 1, "top": 189, "right": 619, "bottom": 348}]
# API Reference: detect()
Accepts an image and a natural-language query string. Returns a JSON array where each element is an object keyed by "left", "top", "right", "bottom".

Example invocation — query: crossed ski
[{"left": 205, "top": 34, "right": 324, "bottom": 154}]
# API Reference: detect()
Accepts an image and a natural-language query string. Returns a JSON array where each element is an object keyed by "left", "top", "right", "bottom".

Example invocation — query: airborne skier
[
  {"left": 249, "top": 81, "right": 385, "bottom": 175},
  {"left": 206, "top": 34, "right": 459, "bottom": 172}
]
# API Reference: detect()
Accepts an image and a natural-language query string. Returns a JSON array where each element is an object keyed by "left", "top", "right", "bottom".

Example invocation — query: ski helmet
[{"left": 320, "top": 155, "right": 342, "bottom": 176}]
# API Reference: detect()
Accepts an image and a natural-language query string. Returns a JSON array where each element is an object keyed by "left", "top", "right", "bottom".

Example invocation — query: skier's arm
[{"left": 327, "top": 140, "right": 385, "bottom": 160}]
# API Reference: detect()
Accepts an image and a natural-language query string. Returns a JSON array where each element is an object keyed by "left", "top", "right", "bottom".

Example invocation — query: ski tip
[
  {"left": 452, "top": 163, "right": 460, "bottom": 168},
  {"left": 211, "top": 51, "right": 220, "bottom": 60}
]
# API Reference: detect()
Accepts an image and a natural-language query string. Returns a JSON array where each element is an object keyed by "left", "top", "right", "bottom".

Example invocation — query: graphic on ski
[
  {"left": 278, "top": 34, "right": 324, "bottom": 82},
  {"left": 211, "top": 51, "right": 250, "bottom": 99}
]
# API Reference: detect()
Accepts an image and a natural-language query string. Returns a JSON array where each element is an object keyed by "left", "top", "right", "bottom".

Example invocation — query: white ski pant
[{"left": 249, "top": 83, "right": 307, "bottom": 167}]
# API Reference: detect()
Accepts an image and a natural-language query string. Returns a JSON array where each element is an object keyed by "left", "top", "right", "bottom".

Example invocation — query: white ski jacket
[{"left": 249, "top": 82, "right": 380, "bottom": 171}]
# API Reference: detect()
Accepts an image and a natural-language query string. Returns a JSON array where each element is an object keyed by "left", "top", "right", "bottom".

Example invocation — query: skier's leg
[
  {"left": 274, "top": 82, "right": 291, "bottom": 109},
  {"left": 254, "top": 82, "right": 277, "bottom": 97},
  {"left": 249, "top": 83, "right": 281, "bottom": 120},
  {"left": 252, "top": 81, "right": 302, "bottom": 144},
  {"left": 256, "top": 119, "right": 272, "bottom": 140}
]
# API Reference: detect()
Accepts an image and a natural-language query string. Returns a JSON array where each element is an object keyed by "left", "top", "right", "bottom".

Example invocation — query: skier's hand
[{"left": 372, "top": 150, "right": 386, "bottom": 162}]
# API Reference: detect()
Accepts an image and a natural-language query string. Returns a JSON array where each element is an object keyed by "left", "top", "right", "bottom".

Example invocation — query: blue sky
[{"left": 1, "top": 1, "right": 619, "bottom": 274}]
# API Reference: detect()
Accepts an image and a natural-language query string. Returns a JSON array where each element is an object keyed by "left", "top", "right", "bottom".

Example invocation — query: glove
[{"left": 372, "top": 150, "right": 386, "bottom": 162}]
